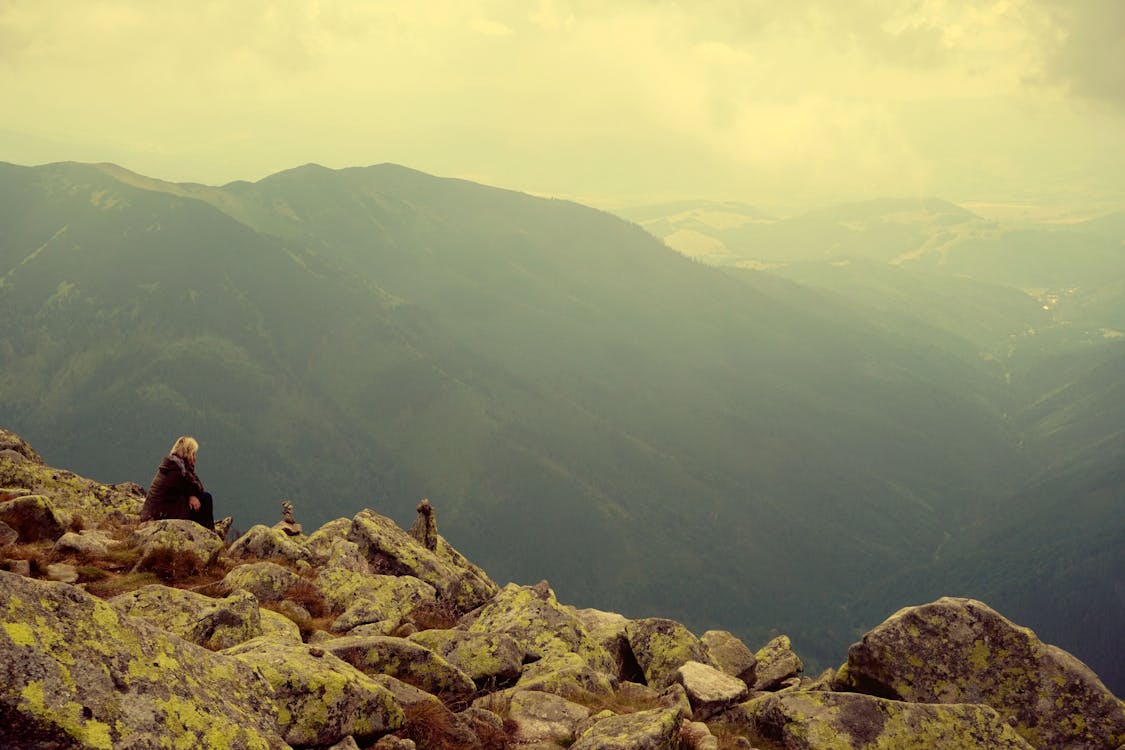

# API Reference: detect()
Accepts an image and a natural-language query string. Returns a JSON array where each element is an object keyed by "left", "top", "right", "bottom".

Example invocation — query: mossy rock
[
  {"left": 347, "top": 509, "right": 496, "bottom": 610},
  {"left": 407, "top": 629, "right": 523, "bottom": 685},
  {"left": 0, "top": 570, "right": 286, "bottom": 749},
  {"left": 571, "top": 707, "right": 685, "bottom": 750},
  {"left": 570, "top": 606, "right": 640, "bottom": 682},
  {"left": 514, "top": 652, "right": 619, "bottom": 701},
  {"left": 753, "top": 634, "right": 803, "bottom": 690},
  {"left": 260, "top": 606, "right": 303, "bottom": 642},
  {"left": 229, "top": 524, "right": 310, "bottom": 564},
  {"left": 724, "top": 690, "right": 1035, "bottom": 749},
  {"left": 0, "top": 494, "right": 66, "bottom": 543},
  {"left": 324, "top": 635, "right": 477, "bottom": 703},
  {"left": 836, "top": 597, "right": 1125, "bottom": 750},
  {"left": 330, "top": 574, "right": 437, "bottom": 632},
  {"left": 224, "top": 637, "right": 404, "bottom": 748},
  {"left": 701, "top": 629, "right": 758, "bottom": 685},
  {"left": 110, "top": 584, "right": 263, "bottom": 651},
  {"left": 465, "top": 582, "right": 616, "bottom": 673},
  {"left": 625, "top": 617, "right": 713, "bottom": 690},
  {"left": 132, "top": 519, "right": 223, "bottom": 570},
  {"left": 221, "top": 561, "right": 302, "bottom": 603},
  {"left": 304, "top": 518, "right": 354, "bottom": 562}
]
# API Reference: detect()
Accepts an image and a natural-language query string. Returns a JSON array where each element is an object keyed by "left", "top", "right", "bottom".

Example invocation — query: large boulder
[
  {"left": 407, "top": 629, "right": 523, "bottom": 686},
  {"left": 0, "top": 494, "right": 66, "bottom": 542},
  {"left": 625, "top": 617, "right": 712, "bottom": 690},
  {"left": 724, "top": 691, "right": 1034, "bottom": 749},
  {"left": 571, "top": 707, "right": 686, "bottom": 750},
  {"left": 110, "top": 584, "right": 263, "bottom": 651},
  {"left": 570, "top": 606, "right": 641, "bottom": 682},
  {"left": 515, "top": 652, "right": 619, "bottom": 700},
  {"left": 464, "top": 581, "right": 616, "bottom": 673},
  {"left": 701, "top": 629, "right": 757, "bottom": 685},
  {"left": 675, "top": 660, "right": 748, "bottom": 719},
  {"left": 132, "top": 518, "right": 223, "bottom": 572},
  {"left": 506, "top": 689, "right": 591, "bottom": 746},
  {"left": 330, "top": 574, "right": 438, "bottom": 632},
  {"left": 229, "top": 524, "right": 310, "bottom": 564},
  {"left": 53, "top": 529, "right": 117, "bottom": 558},
  {"left": 752, "top": 634, "right": 803, "bottom": 690},
  {"left": 221, "top": 561, "right": 302, "bottom": 603},
  {"left": 347, "top": 509, "right": 497, "bottom": 610},
  {"left": 224, "top": 637, "right": 404, "bottom": 748},
  {"left": 304, "top": 518, "right": 356, "bottom": 563},
  {"left": 836, "top": 597, "right": 1125, "bottom": 750},
  {"left": 0, "top": 570, "right": 286, "bottom": 748},
  {"left": 324, "top": 635, "right": 477, "bottom": 703}
]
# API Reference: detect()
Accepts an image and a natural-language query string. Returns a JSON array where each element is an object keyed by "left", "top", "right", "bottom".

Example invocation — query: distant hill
[{"left": 0, "top": 161, "right": 1121, "bottom": 691}]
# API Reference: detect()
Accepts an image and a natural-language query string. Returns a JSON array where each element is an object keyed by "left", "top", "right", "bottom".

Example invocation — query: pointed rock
[
  {"left": 701, "top": 629, "right": 757, "bottom": 685},
  {"left": 836, "top": 596, "right": 1125, "bottom": 750},
  {"left": 752, "top": 635, "right": 803, "bottom": 691}
]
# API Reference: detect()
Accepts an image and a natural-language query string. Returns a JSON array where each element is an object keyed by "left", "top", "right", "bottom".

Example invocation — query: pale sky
[{"left": 2, "top": 1, "right": 1123, "bottom": 212}]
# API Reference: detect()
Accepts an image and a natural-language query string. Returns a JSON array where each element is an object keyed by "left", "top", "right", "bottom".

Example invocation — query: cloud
[{"left": 1032, "top": 0, "right": 1125, "bottom": 109}]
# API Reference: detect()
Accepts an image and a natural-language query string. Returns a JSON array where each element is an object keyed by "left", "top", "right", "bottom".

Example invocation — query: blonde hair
[{"left": 170, "top": 436, "right": 198, "bottom": 463}]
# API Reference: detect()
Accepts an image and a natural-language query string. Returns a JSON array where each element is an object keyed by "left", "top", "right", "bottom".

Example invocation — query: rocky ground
[{"left": 1, "top": 427, "right": 1123, "bottom": 749}]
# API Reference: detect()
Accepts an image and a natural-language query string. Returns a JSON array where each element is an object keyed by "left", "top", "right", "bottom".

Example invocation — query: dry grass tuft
[
  {"left": 396, "top": 699, "right": 482, "bottom": 750},
  {"left": 406, "top": 598, "right": 461, "bottom": 631},
  {"left": 287, "top": 578, "right": 329, "bottom": 618}
]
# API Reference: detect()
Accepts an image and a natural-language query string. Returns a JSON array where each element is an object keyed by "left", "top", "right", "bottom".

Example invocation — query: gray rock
[
  {"left": 53, "top": 529, "right": 116, "bottom": 558},
  {"left": 224, "top": 637, "right": 404, "bottom": 748},
  {"left": 324, "top": 635, "right": 477, "bottom": 703},
  {"left": 836, "top": 596, "right": 1125, "bottom": 750},
  {"left": 701, "top": 629, "right": 757, "bottom": 684},
  {"left": 328, "top": 574, "right": 437, "bottom": 631},
  {"left": 0, "top": 570, "right": 286, "bottom": 748},
  {"left": 570, "top": 606, "right": 638, "bottom": 681},
  {"left": 507, "top": 689, "right": 591, "bottom": 745},
  {"left": 572, "top": 707, "right": 687, "bottom": 750},
  {"left": 0, "top": 494, "right": 65, "bottom": 542},
  {"left": 132, "top": 518, "right": 223, "bottom": 572},
  {"left": 110, "top": 585, "right": 263, "bottom": 651},
  {"left": 676, "top": 660, "right": 748, "bottom": 719},
  {"left": 752, "top": 635, "right": 803, "bottom": 690},
  {"left": 407, "top": 628, "right": 523, "bottom": 685},
  {"left": 220, "top": 561, "right": 302, "bottom": 603},
  {"left": 228, "top": 524, "right": 310, "bottom": 564},
  {"left": 625, "top": 617, "right": 713, "bottom": 690},
  {"left": 46, "top": 562, "right": 78, "bottom": 583},
  {"left": 0, "top": 428, "right": 45, "bottom": 463},
  {"left": 0, "top": 520, "right": 19, "bottom": 547},
  {"left": 727, "top": 690, "right": 1035, "bottom": 749},
  {"left": 681, "top": 720, "right": 720, "bottom": 750}
]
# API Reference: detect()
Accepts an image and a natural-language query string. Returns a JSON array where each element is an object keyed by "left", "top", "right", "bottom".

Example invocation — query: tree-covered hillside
[{"left": 1, "top": 161, "right": 1120, "bottom": 691}]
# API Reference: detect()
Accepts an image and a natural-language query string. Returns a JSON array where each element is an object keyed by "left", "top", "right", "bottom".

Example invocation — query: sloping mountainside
[
  {"left": 0, "top": 162, "right": 1118, "bottom": 693},
  {"left": 1, "top": 435, "right": 1122, "bottom": 749}
]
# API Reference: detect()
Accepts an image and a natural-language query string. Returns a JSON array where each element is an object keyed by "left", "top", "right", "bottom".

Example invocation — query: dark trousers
[{"left": 188, "top": 491, "right": 215, "bottom": 530}]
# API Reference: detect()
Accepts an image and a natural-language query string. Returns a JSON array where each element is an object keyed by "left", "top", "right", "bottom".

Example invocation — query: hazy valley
[{"left": 1, "top": 160, "right": 1121, "bottom": 693}]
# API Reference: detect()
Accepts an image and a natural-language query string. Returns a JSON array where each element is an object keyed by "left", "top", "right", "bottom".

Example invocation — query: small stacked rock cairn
[
  {"left": 274, "top": 500, "right": 303, "bottom": 537},
  {"left": 409, "top": 498, "right": 437, "bottom": 551}
]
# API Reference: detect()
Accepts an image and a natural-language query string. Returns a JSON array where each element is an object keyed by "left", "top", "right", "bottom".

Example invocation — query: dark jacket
[{"left": 140, "top": 455, "right": 205, "bottom": 521}]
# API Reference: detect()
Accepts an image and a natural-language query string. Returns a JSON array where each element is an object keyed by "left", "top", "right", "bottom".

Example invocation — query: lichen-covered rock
[
  {"left": 726, "top": 690, "right": 1035, "bottom": 749},
  {"left": 626, "top": 617, "right": 713, "bottom": 690},
  {"left": 304, "top": 517, "right": 355, "bottom": 557},
  {"left": 0, "top": 494, "right": 66, "bottom": 542},
  {"left": 347, "top": 509, "right": 497, "bottom": 610},
  {"left": 676, "top": 660, "right": 748, "bottom": 719},
  {"left": 836, "top": 597, "right": 1125, "bottom": 750},
  {"left": 0, "top": 431, "right": 143, "bottom": 523},
  {"left": 570, "top": 606, "right": 640, "bottom": 681},
  {"left": 701, "top": 630, "right": 758, "bottom": 685},
  {"left": 572, "top": 707, "right": 686, "bottom": 750},
  {"left": 110, "top": 585, "right": 263, "bottom": 650},
  {"left": 224, "top": 637, "right": 404, "bottom": 748},
  {"left": 407, "top": 628, "right": 523, "bottom": 685},
  {"left": 324, "top": 635, "right": 477, "bottom": 703},
  {"left": 507, "top": 689, "right": 591, "bottom": 745},
  {"left": 221, "top": 561, "right": 302, "bottom": 603},
  {"left": 366, "top": 673, "right": 482, "bottom": 749},
  {"left": 515, "top": 652, "right": 619, "bottom": 700},
  {"left": 330, "top": 574, "right": 437, "bottom": 632},
  {"left": 229, "top": 524, "right": 310, "bottom": 564},
  {"left": 52, "top": 528, "right": 117, "bottom": 558},
  {"left": 680, "top": 719, "right": 719, "bottom": 750},
  {"left": 132, "top": 518, "right": 223, "bottom": 570},
  {"left": 0, "top": 570, "right": 286, "bottom": 749},
  {"left": 260, "top": 606, "right": 304, "bottom": 642},
  {"left": 752, "top": 635, "right": 803, "bottom": 690},
  {"left": 465, "top": 581, "right": 616, "bottom": 673}
]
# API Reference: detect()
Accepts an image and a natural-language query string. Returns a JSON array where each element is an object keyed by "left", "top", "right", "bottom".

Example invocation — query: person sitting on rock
[{"left": 140, "top": 436, "right": 231, "bottom": 537}]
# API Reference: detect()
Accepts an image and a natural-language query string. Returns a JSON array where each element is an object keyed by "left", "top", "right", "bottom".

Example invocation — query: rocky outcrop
[
  {"left": 0, "top": 429, "right": 1121, "bottom": 750},
  {"left": 725, "top": 691, "right": 1035, "bottom": 749},
  {"left": 835, "top": 597, "right": 1125, "bottom": 750},
  {"left": 0, "top": 571, "right": 286, "bottom": 749},
  {"left": 224, "top": 637, "right": 404, "bottom": 748},
  {"left": 0, "top": 494, "right": 66, "bottom": 542}
]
